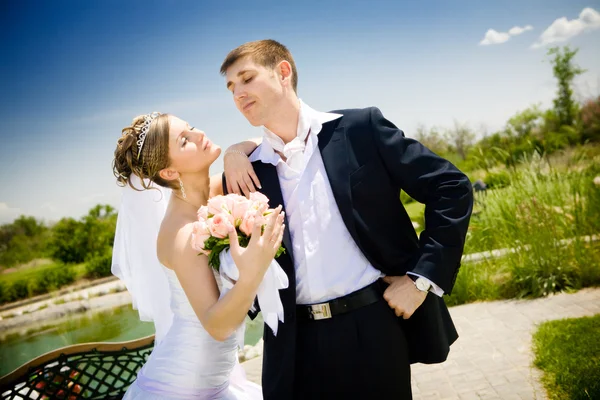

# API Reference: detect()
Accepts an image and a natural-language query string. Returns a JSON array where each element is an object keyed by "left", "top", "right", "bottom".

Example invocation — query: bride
[{"left": 111, "top": 112, "right": 283, "bottom": 399}]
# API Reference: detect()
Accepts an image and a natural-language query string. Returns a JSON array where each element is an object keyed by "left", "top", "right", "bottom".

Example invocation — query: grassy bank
[
  {"left": 446, "top": 241, "right": 600, "bottom": 306},
  {"left": 0, "top": 251, "right": 112, "bottom": 305},
  {"left": 533, "top": 315, "right": 600, "bottom": 400}
]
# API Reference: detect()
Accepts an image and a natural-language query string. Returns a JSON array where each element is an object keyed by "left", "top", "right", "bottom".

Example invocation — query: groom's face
[{"left": 225, "top": 56, "right": 283, "bottom": 127}]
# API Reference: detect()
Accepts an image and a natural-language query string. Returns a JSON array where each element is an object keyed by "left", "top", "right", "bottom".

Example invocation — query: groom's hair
[{"left": 220, "top": 39, "right": 298, "bottom": 93}]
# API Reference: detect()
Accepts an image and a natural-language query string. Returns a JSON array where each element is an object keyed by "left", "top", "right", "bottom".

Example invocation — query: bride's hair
[{"left": 113, "top": 113, "right": 176, "bottom": 190}]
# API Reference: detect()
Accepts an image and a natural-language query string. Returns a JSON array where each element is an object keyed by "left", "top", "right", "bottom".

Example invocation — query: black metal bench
[{"left": 0, "top": 335, "right": 154, "bottom": 399}]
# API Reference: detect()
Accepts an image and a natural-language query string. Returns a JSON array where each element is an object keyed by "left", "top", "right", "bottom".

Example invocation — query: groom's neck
[{"left": 264, "top": 97, "right": 301, "bottom": 144}]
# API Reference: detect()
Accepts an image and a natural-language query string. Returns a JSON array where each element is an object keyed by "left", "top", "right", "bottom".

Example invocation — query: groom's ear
[
  {"left": 159, "top": 168, "right": 180, "bottom": 182},
  {"left": 277, "top": 60, "right": 293, "bottom": 88}
]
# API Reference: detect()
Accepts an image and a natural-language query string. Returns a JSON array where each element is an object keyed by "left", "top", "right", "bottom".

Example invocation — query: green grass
[
  {"left": 465, "top": 155, "right": 600, "bottom": 255},
  {"left": 460, "top": 155, "right": 600, "bottom": 298},
  {"left": 0, "top": 262, "right": 90, "bottom": 304},
  {"left": 0, "top": 262, "right": 87, "bottom": 285},
  {"left": 445, "top": 259, "right": 509, "bottom": 306},
  {"left": 446, "top": 241, "right": 600, "bottom": 306},
  {"left": 533, "top": 315, "right": 600, "bottom": 400}
]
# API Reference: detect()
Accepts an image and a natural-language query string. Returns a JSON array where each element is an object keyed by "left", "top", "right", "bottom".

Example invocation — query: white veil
[{"left": 111, "top": 174, "right": 174, "bottom": 344}]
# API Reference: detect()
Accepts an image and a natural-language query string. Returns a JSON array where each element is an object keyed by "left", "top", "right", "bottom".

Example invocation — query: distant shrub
[
  {"left": 36, "top": 264, "right": 75, "bottom": 293},
  {"left": 483, "top": 170, "right": 511, "bottom": 189},
  {"left": 9, "top": 280, "right": 29, "bottom": 302},
  {"left": 85, "top": 250, "right": 113, "bottom": 279}
]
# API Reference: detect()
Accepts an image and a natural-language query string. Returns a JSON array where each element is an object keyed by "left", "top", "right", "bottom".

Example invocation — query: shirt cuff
[{"left": 406, "top": 272, "right": 445, "bottom": 297}]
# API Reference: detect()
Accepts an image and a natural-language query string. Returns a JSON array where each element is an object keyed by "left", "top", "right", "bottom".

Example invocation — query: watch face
[{"left": 416, "top": 279, "right": 430, "bottom": 291}]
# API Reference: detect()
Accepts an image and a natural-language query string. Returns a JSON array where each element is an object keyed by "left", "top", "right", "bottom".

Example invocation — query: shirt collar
[{"left": 249, "top": 100, "right": 342, "bottom": 165}]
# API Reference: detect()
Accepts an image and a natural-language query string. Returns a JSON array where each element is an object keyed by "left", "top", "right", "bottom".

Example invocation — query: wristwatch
[{"left": 409, "top": 275, "right": 431, "bottom": 293}]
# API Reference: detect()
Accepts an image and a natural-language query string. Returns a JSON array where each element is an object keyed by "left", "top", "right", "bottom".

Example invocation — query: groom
[{"left": 221, "top": 39, "right": 473, "bottom": 399}]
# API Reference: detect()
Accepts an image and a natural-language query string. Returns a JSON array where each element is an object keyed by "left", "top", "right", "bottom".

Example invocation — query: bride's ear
[{"left": 159, "top": 167, "right": 180, "bottom": 182}]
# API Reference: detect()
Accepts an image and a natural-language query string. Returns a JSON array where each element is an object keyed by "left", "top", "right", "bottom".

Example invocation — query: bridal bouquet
[{"left": 191, "top": 192, "right": 286, "bottom": 271}]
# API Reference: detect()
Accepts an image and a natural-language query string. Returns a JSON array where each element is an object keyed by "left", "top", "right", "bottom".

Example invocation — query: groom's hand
[{"left": 382, "top": 275, "right": 427, "bottom": 319}]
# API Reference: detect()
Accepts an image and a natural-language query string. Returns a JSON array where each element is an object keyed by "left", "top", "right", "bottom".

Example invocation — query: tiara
[{"left": 137, "top": 112, "right": 161, "bottom": 160}]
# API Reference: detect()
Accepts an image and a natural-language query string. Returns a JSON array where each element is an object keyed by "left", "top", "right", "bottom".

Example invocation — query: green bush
[
  {"left": 85, "top": 251, "right": 113, "bottom": 279},
  {"left": 483, "top": 170, "right": 510, "bottom": 189},
  {"left": 533, "top": 315, "right": 600, "bottom": 400},
  {"left": 581, "top": 96, "right": 600, "bottom": 143},
  {"left": 0, "top": 281, "right": 7, "bottom": 303},
  {"left": 35, "top": 264, "right": 75, "bottom": 293},
  {"left": 9, "top": 280, "right": 29, "bottom": 302}
]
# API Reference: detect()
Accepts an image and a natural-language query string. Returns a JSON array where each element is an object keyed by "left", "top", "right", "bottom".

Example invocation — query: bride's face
[{"left": 166, "top": 116, "right": 221, "bottom": 174}]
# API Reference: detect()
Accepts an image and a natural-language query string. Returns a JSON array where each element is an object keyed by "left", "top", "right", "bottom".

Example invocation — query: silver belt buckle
[{"left": 309, "top": 302, "right": 332, "bottom": 320}]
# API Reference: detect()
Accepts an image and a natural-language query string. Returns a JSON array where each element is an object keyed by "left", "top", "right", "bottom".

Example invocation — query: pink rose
[
  {"left": 231, "top": 196, "right": 251, "bottom": 224},
  {"left": 249, "top": 192, "right": 270, "bottom": 208},
  {"left": 197, "top": 205, "right": 209, "bottom": 223},
  {"left": 191, "top": 221, "right": 211, "bottom": 255},
  {"left": 240, "top": 209, "right": 265, "bottom": 236},
  {"left": 207, "top": 195, "right": 233, "bottom": 216},
  {"left": 208, "top": 212, "right": 235, "bottom": 239}
]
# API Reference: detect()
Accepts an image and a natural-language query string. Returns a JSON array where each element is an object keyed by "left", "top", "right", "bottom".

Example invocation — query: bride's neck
[{"left": 174, "top": 173, "right": 210, "bottom": 209}]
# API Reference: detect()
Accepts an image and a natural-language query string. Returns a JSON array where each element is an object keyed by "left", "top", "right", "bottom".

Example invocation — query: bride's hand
[
  {"left": 224, "top": 151, "right": 261, "bottom": 197},
  {"left": 227, "top": 205, "right": 285, "bottom": 282}
]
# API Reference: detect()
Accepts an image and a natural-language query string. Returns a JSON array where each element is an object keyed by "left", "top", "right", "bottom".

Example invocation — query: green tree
[
  {"left": 0, "top": 216, "right": 50, "bottom": 267},
  {"left": 414, "top": 123, "right": 448, "bottom": 155},
  {"left": 48, "top": 218, "right": 87, "bottom": 263},
  {"left": 547, "top": 46, "right": 586, "bottom": 128},
  {"left": 81, "top": 204, "right": 117, "bottom": 259},
  {"left": 505, "top": 105, "right": 543, "bottom": 138},
  {"left": 48, "top": 205, "right": 118, "bottom": 264},
  {"left": 445, "top": 120, "right": 476, "bottom": 160}
]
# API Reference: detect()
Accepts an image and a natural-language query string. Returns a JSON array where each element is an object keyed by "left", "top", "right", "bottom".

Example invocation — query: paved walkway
[{"left": 242, "top": 288, "right": 600, "bottom": 399}]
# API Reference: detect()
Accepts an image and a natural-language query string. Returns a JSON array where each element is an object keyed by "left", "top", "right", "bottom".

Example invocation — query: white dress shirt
[{"left": 249, "top": 100, "right": 442, "bottom": 304}]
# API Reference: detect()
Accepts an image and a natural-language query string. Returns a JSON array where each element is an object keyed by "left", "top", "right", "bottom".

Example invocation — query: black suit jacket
[{"left": 224, "top": 107, "right": 473, "bottom": 399}]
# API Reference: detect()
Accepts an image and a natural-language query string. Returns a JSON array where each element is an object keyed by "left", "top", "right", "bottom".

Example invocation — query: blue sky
[{"left": 1, "top": 0, "right": 599, "bottom": 223}]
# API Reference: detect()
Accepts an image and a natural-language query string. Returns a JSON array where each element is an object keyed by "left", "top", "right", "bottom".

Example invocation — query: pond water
[{"left": 0, "top": 305, "right": 264, "bottom": 376}]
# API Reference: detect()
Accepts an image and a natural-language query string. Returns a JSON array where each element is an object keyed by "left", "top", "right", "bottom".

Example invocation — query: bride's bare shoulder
[{"left": 157, "top": 210, "right": 196, "bottom": 267}]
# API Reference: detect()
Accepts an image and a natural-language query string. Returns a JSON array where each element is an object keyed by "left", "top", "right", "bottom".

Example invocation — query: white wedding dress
[{"left": 122, "top": 266, "right": 262, "bottom": 400}]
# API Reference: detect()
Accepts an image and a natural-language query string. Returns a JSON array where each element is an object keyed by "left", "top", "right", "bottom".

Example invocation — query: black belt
[{"left": 296, "top": 280, "right": 383, "bottom": 321}]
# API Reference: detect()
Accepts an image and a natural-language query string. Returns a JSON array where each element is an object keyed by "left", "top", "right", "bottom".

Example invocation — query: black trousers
[{"left": 293, "top": 297, "right": 412, "bottom": 400}]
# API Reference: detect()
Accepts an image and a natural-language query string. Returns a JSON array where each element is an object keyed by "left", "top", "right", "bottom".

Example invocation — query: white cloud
[
  {"left": 0, "top": 202, "right": 21, "bottom": 224},
  {"left": 480, "top": 29, "right": 510, "bottom": 45},
  {"left": 509, "top": 25, "right": 533, "bottom": 36},
  {"left": 479, "top": 25, "right": 534, "bottom": 46},
  {"left": 532, "top": 7, "right": 600, "bottom": 49}
]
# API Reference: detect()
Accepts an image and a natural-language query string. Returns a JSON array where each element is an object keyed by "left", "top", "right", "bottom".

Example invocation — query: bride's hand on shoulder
[
  {"left": 227, "top": 205, "right": 284, "bottom": 284},
  {"left": 224, "top": 150, "right": 261, "bottom": 197}
]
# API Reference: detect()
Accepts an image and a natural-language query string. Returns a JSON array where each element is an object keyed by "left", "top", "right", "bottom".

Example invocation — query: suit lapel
[
  {"left": 253, "top": 162, "right": 294, "bottom": 266},
  {"left": 318, "top": 120, "right": 360, "bottom": 245}
]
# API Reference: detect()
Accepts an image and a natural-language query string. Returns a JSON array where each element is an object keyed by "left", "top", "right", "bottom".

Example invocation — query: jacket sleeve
[{"left": 369, "top": 107, "right": 473, "bottom": 294}]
